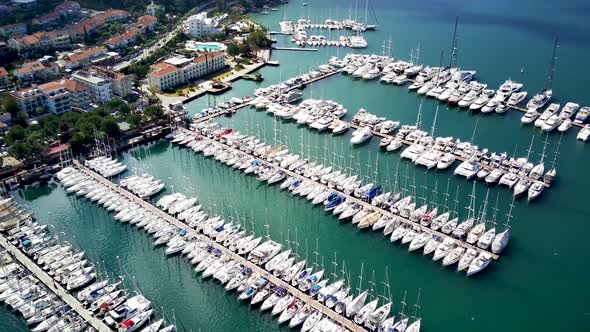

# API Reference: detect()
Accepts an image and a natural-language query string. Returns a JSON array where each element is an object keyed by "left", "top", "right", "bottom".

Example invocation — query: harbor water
[{"left": 3, "top": 0, "right": 590, "bottom": 331}]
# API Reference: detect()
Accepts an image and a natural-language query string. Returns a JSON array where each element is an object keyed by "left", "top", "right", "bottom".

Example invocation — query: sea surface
[{"left": 3, "top": 0, "right": 590, "bottom": 331}]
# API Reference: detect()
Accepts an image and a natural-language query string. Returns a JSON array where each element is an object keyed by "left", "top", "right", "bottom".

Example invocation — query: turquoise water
[
  {"left": 3, "top": 1, "right": 590, "bottom": 331},
  {"left": 191, "top": 43, "right": 224, "bottom": 51}
]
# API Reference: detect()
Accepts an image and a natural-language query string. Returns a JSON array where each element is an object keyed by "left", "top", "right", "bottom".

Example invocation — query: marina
[
  {"left": 3, "top": 1, "right": 590, "bottom": 332},
  {"left": 191, "top": 60, "right": 555, "bottom": 201},
  {"left": 62, "top": 160, "right": 423, "bottom": 332},
  {"left": 172, "top": 125, "right": 503, "bottom": 266},
  {"left": 0, "top": 199, "right": 110, "bottom": 332},
  {"left": 0, "top": 197, "right": 175, "bottom": 332}
]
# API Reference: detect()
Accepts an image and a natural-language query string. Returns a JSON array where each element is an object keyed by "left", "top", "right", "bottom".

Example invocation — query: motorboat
[
  {"left": 507, "top": 91, "right": 527, "bottom": 106},
  {"left": 541, "top": 114, "right": 562, "bottom": 132},
  {"left": 558, "top": 118, "right": 572, "bottom": 132},
  {"left": 578, "top": 124, "right": 590, "bottom": 141},
  {"left": 520, "top": 109, "right": 539, "bottom": 124},
  {"left": 350, "top": 127, "right": 373, "bottom": 145},
  {"left": 574, "top": 106, "right": 590, "bottom": 124},
  {"left": 453, "top": 158, "right": 481, "bottom": 179},
  {"left": 526, "top": 89, "right": 552, "bottom": 110}
]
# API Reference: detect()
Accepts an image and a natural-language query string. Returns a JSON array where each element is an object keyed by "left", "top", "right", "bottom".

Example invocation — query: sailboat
[
  {"left": 364, "top": 268, "right": 393, "bottom": 330},
  {"left": 346, "top": 262, "right": 368, "bottom": 317},
  {"left": 526, "top": 37, "right": 558, "bottom": 110},
  {"left": 491, "top": 197, "right": 514, "bottom": 254},
  {"left": 390, "top": 291, "right": 409, "bottom": 332},
  {"left": 405, "top": 289, "right": 422, "bottom": 332}
]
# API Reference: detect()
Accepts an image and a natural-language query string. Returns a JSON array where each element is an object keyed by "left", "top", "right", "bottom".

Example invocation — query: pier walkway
[
  {"left": 73, "top": 161, "right": 368, "bottom": 332},
  {"left": 192, "top": 69, "right": 342, "bottom": 125},
  {"left": 0, "top": 232, "right": 113, "bottom": 332},
  {"left": 175, "top": 128, "right": 500, "bottom": 261}
]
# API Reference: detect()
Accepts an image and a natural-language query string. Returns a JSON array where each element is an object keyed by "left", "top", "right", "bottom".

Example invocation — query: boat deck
[
  {"left": 0, "top": 232, "right": 114, "bottom": 332},
  {"left": 73, "top": 161, "right": 368, "bottom": 332},
  {"left": 175, "top": 128, "right": 500, "bottom": 261}
]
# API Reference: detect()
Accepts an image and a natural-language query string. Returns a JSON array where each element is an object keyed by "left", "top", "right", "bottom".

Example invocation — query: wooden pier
[
  {"left": 175, "top": 128, "right": 500, "bottom": 261},
  {"left": 0, "top": 232, "right": 113, "bottom": 332},
  {"left": 73, "top": 161, "right": 369, "bottom": 332}
]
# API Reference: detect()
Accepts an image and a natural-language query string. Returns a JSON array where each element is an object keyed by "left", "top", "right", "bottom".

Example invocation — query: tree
[
  {"left": 127, "top": 113, "right": 143, "bottom": 129},
  {"left": 247, "top": 29, "right": 271, "bottom": 50},
  {"left": 1, "top": 96, "right": 19, "bottom": 116},
  {"left": 13, "top": 111, "right": 29, "bottom": 127},
  {"left": 5, "top": 125, "right": 25, "bottom": 145},
  {"left": 9, "top": 142, "right": 30, "bottom": 159},
  {"left": 34, "top": 107, "right": 45, "bottom": 117},
  {"left": 100, "top": 117, "right": 121, "bottom": 138},
  {"left": 226, "top": 42, "right": 240, "bottom": 58},
  {"left": 69, "top": 132, "right": 87, "bottom": 154},
  {"left": 143, "top": 105, "right": 164, "bottom": 120}
]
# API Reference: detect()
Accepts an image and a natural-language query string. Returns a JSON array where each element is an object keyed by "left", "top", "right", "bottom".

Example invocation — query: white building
[
  {"left": 72, "top": 71, "right": 112, "bottom": 103},
  {"left": 185, "top": 12, "right": 222, "bottom": 37},
  {"left": 148, "top": 52, "right": 225, "bottom": 91}
]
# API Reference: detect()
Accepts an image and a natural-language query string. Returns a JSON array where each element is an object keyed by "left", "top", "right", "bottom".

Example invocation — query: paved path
[{"left": 0, "top": 233, "right": 113, "bottom": 332}]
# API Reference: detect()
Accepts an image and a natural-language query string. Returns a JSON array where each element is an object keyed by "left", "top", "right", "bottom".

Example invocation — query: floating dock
[
  {"left": 73, "top": 161, "right": 370, "bottom": 332},
  {"left": 174, "top": 128, "right": 500, "bottom": 261},
  {"left": 0, "top": 231, "right": 113, "bottom": 332}
]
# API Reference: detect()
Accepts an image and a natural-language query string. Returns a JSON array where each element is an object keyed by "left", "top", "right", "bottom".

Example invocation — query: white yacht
[
  {"left": 466, "top": 252, "right": 492, "bottom": 276},
  {"left": 574, "top": 106, "right": 590, "bottom": 124},
  {"left": 350, "top": 127, "right": 373, "bottom": 145},
  {"left": 577, "top": 124, "right": 590, "bottom": 142},
  {"left": 453, "top": 158, "right": 481, "bottom": 179},
  {"left": 507, "top": 91, "right": 528, "bottom": 106},
  {"left": 520, "top": 109, "right": 540, "bottom": 124},
  {"left": 541, "top": 114, "right": 562, "bottom": 132},
  {"left": 535, "top": 103, "right": 560, "bottom": 127},
  {"left": 526, "top": 89, "right": 552, "bottom": 110}
]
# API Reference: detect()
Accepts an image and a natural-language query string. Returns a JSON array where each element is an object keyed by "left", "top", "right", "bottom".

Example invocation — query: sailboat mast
[
  {"left": 449, "top": 16, "right": 459, "bottom": 68},
  {"left": 546, "top": 36, "right": 559, "bottom": 90}
]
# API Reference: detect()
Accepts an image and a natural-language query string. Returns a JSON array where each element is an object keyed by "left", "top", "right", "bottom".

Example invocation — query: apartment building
[
  {"left": 148, "top": 52, "right": 225, "bottom": 91},
  {"left": 72, "top": 70, "right": 112, "bottom": 103}
]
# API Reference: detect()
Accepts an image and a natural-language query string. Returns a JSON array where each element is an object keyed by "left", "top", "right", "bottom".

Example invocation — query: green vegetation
[
  {"left": 125, "top": 32, "right": 190, "bottom": 80},
  {"left": 1, "top": 98, "right": 166, "bottom": 160}
]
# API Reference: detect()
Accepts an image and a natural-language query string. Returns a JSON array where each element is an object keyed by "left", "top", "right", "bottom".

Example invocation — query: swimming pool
[{"left": 185, "top": 41, "right": 227, "bottom": 52}]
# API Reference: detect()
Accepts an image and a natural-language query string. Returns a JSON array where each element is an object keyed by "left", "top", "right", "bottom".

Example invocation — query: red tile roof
[
  {"left": 15, "top": 61, "right": 50, "bottom": 75},
  {"left": 194, "top": 51, "right": 224, "bottom": 63},
  {"left": 137, "top": 15, "right": 157, "bottom": 27},
  {"left": 0, "top": 67, "right": 8, "bottom": 77},
  {"left": 38, "top": 81, "right": 64, "bottom": 92},
  {"left": 61, "top": 79, "right": 87, "bottom": 92},
  {"left": 65, "top": 46, "right": 106, "bottom": 63},
  {"left": 150, "top": 62, "right": 177, "bottom": 77},
  {"left": 44, "top": 143, "right": 70, "bottom": 156}
]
